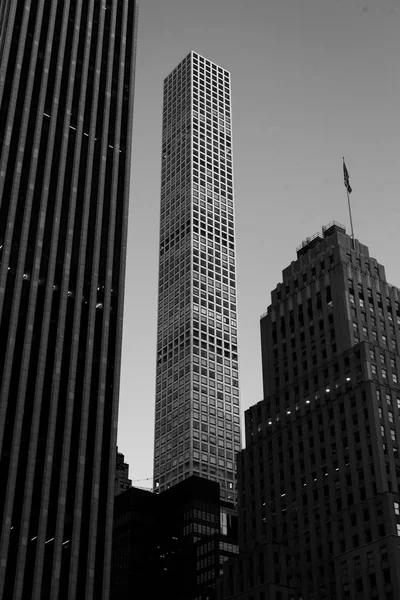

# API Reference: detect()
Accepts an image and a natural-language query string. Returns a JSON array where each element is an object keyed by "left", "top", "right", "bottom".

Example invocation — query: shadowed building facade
[
  {"left": 0, "top": 1, "right": 138, "bottom": 598},
  {"left": 111, "top": 476, "right": 238, "bottom": 600},
  {"left": 219, "top": 223, "right": 400, "bottom": 599},
  {"left": 115, "top": 447, "right": 132, "bottom": 496},
  {"left": 154, "top": 52, "right": 241, "bottom": 503}
]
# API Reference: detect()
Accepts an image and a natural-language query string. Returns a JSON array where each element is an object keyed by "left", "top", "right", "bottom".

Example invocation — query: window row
[{"left": 193, "top": 55, "right": 229, "bottom": 77}]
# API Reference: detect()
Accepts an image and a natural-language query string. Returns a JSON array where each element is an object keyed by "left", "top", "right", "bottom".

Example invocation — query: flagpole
[
  {"left": 343, "top": 157, "right": 355, "bottom": 249},
  {"left": 346, "top": 187, "right": 355, "bottom": 249}
]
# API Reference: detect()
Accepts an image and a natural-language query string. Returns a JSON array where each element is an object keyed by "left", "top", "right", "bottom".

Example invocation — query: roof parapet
[{"left": 296, "top": 221, "right": 346, "bottom": 258}]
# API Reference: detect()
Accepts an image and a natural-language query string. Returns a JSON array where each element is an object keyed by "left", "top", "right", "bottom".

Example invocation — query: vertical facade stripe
[
  {"left": 11, "top": 1, "right": 63, "bottom": 596},
  {"left": 84, "top": 0, "right": 131, "bottom": 593},
  {"left": 29, "top": 1, "right": 88, "bottom": 593},
  {"left": 102, "top": 3, "right": 139, "bottom": 595},
  {"left": 0, "top": 1, "right": 138, "bottom": 598},
  {"left": 0, "top": 0, "right": 15, "bottom": 81},
  {"left": 81, "top": 0, "right": 118, "bottom": 594},
  {"left": 0, "top": 4, "right": 49, "bottom": 592},
  {"left": 33, "top": 0, "right": 98, "bottom": 595}
]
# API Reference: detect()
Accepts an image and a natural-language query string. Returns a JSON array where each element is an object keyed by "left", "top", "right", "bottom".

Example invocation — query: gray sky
[{"left": 118, "top": 0, "right": 400, "bottom": 486}]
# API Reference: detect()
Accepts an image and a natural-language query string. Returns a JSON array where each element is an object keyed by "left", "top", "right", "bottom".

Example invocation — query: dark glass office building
[
  {"left": 112, "top": 476, "right": 239, "bottom": 600},
  {"left": 219, "top": 223, "right": 400, "bottom": 599},
  {"left": 0, "top": 1, "right": 138, "bottom": 598}
]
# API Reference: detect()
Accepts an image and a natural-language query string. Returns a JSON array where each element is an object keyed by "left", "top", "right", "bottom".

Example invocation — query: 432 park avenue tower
[
  {"left": 154, "top": 52, "right": 241, "bottom": 502},
  {"left": 0, "top": 1, "right": 138, "bottom": 598}
]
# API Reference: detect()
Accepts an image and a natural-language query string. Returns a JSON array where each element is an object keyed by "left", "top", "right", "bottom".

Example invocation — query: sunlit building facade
[{"left": 154, "top": 52, "right": 241, "bottom": 502}]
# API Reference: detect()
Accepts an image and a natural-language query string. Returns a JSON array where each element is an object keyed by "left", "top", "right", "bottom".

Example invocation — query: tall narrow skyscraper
[
  {"left": 0, "top": 1, "right": 138, "bottom": 598},
  {"left": 154, "top": 52, "right": 241, "bottom": 502}
]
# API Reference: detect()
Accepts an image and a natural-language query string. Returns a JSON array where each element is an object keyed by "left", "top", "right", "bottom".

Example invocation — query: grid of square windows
[
  {"left": 154, "top": 52, "right": 241, "bottom": 502},
  {"left": 191, "top": 53, "right": 240, "bottom": 500}
]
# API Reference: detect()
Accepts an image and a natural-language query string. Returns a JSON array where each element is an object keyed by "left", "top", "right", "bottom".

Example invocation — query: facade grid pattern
[{"left": 154, "top": 51, "right": 241, "bottom": 502}]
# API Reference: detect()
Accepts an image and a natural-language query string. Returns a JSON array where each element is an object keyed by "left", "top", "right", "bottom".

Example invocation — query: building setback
[
  {"left": 0, "top": 1, "right": 138, "bottom": 598},
  {"left": 154, "top": 51, "right": 241, "bottom": 502},
  {"left": 219, "top": 222, "right": 400, "bottom": 599},
  {"left": 115, "top": 447, "right": 132, "bottom": 496},
  {"left": 111, "top": 475, "right": 239, "bottom": 600}
]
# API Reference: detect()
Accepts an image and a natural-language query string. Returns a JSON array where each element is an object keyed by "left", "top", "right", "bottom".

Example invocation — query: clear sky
[{"left": 118, "top": 0, "right": 400, "bottom": 486}]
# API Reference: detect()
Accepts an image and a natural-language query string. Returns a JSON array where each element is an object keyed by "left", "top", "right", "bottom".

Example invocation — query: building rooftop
[{"left": 296, "top": 221, "right": 346, "bottom": 257}]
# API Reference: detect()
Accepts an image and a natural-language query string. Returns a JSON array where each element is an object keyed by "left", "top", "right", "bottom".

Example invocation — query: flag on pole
[{"left": 343, "top": 159, "right": 352, "bottom": 194}]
